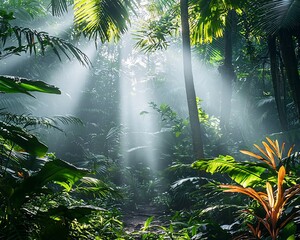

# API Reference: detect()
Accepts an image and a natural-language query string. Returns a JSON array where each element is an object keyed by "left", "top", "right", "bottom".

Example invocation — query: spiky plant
[
  {"left": 221, "top": 166, "right": 300, "bottom": 239},
  {"left": 192, "top": 137, "right": 300, "bottom": 239}
]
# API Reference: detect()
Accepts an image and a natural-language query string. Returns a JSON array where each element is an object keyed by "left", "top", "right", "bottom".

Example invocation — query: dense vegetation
[{"left": 1, "top": 0, "right": 300, "bottom": 239}]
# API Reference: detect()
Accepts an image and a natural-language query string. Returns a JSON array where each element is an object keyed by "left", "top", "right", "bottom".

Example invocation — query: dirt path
[{"left": 122, "top": 205, "right": 166, "bottom": 233}]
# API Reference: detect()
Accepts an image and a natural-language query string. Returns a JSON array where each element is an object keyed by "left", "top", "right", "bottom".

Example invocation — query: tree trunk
[
  {"left": 268, "top": 35, "right": 288, "bottom": 130},
  {"left": 219, "top": 10, "right": 235, "bottom": 132},
  {"left": 279, "top": 29, "right": 300, "bottom": 120},
  {"left": 180, "top": 0, "right": 204, "bottom": 159}
]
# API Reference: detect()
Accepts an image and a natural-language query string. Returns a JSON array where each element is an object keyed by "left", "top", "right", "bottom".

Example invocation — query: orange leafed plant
[
  {"left": 193, "top": 138, "right": 300, "bottom": 238},
  {"left": 221, "top": 138, "right": 300, "bottom": 239},
  {"left": 239, "top": 137, "right": 294, "bottom": 170}
]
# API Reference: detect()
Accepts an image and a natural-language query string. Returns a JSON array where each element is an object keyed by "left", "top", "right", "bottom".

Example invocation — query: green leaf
[
  {"left": 0, "top": 75, "right": 61, "bottom": 96},
  {"left": 0, "top": 121, "right": 48, "bottom": 156},
  {"left": 10, "top": 159, "right": 89, "bottom": 208},
  {"left": 31, "top": 159, "right": 89, "bottom": 191},
  {"left": 192, "top": 155, "right": 268, "bottom": 187},
  {"left": 142, "top": 216, "right": 154, "bottom": 231},
  {"left": 281, "top": 221, "right": 296, "bottom": 240}
]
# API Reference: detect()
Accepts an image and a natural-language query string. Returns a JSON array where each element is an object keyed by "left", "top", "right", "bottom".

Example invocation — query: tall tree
[
  {"left": 219, "top": 10, "right": 236, "bottom": 132},
  {"left": 267, "top": 35, "right": 288, "bottom": 130},
  {"left": 180, "top": 0, "right": 204, "bottom": 159},
  {"left": 250, "top": 0, "right": 300, "bottom": 123}
]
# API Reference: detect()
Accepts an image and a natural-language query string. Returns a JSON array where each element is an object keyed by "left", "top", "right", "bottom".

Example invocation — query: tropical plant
[
  {"left": 192, "top": 137, "right": 300, "bottom": 239},
  {"left": 246, "top": 0, "right": 300, "bottom": 126},
  {"left": 221, "top": 165, "right": 300, "bottom": 239},
  {"left": 131, "top": 213, "right": 231, "bottom": 240},
  {"left": 48, "top": 0, "right": 137, "bottom": 43},
  {"left": 73, "top": 0, "right": 136, "bottom": 42},
  {"left": 0, "top": 77, "right": 122, "bottom": 239},
  {"left": 0, "top": 9, "right": 91, "bottom": 66}
]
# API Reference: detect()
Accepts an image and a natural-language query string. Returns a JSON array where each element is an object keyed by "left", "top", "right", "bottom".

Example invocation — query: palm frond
[
  {"left": 76, "top": 176, "right": 121, "bottom": 199},
  {"left": 189, "top": 0, "right": 243, "bottom": 44},
  {"left": 134, "top": 1, "right": 179, "bottom": 53},
  {"left": 74, "top": 0, "right": 136, "bottom": 42},
  {"left": 134, "top": 13, "right": 179, "bottom": 52},
  {"left": 192, "top": 155, "right": 269, "bottom": 187},
  {"left": 0, "top": 95, "right": 36, "bottom": 112},
  {"left": 190, "top": 5, "right": 225, "bottom": 44},
  {"left": 151, "top": 0, "right": 177, "bottom": 12},
  {"left": 250, "top": 0, "right": 300, "bottom": 35},
  {"left": 49, "top": 0, "right": 69, "bottom": 16},
  {"left": 106, "top": 125, "right": 123, "bottom": 140},
  {"left": 0, "top": 112, "right": 83, "bottom": 131},
  {"left": 1, "top": 23, "right": 91, "bottom": 66}
]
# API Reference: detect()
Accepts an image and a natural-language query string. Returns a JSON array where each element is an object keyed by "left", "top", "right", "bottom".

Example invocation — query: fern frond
[
  {"left": 0, "top": 112, "right": 83, "bottom": 131},
  {"left": 76, "top": 176, "right": 121, "bottom": 199}
]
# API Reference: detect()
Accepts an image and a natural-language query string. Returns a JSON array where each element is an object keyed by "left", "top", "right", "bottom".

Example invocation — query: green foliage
[
  {"left": 249, "top": 0, "right": 300, "bottom": 35},
  {"left": 0, "top": 116, "right": 121, "bottom": 239},
  {"left": 74, "top": 0, "right": 136, "bottom": 42},
  {"left": 134, "top": 10, "right": 179, "bottom": 53},
  {"left": 0, "top": 3, "right": 134, "bottom": 240},
  {"left": 192, "top": 138, "right": 300, "bottom": 239},
  {"left": 192, "top": 155, "right": 268, "bottom": 187},
  {"left": 0, "top": 75, "right": 61, "bottom": 96},
  {"left": 0, "top": 9, "right": 91, "bottom": 66},
  {"left": 0, "top": 112, "right": 83, "bottom": 132},
  {"left": 50, "top": 0, "right": 69, "bottom": 17},
  {"left": 150, "top": 101, "right": 192, "bottom": 162},
  {"left": 0, "top": 0, "right": 47, "bottom": 20},
  {"left": 133, "top": 213, "right": 231, "bottom": 240},
  {"left": 0, "top": 121, "right": 48, "bottom": 156}
]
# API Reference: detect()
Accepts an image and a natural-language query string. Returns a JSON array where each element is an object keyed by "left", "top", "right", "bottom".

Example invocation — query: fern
[
  {"left": 75, "top": 176, "right": 121, "bottom": 199},
  {"left": 0, "top": 112, "right": 83, "bottom": 132}
]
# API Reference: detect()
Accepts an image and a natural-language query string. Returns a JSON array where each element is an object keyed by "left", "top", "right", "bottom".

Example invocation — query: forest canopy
[{"left": 1, "top": 0, "right": 300, "bottom": 239}]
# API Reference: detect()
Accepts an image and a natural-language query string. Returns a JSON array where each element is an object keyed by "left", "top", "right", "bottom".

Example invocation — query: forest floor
[{"left": 123, "top": 204, "right": 167, "bottom": 233}]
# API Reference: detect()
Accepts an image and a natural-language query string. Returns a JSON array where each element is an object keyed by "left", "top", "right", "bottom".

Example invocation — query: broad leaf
[
  {"left": 192, "top": 155, "right": 268, "bottom": 187},
  {"left": 0, "top": 121, "right": 48, "bottom": 156},
  {"left": 10, "top": 159, "right": 89, "bottom": 208},
  {"left": 30, "top": 159, "right": 89, "bottom": 191},
  {"left": 0, "top": 75, "right": 61, "bottom": 96}
]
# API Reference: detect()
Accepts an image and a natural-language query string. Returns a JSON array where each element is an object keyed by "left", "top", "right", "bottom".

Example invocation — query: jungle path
[{"left": 123, "top": 204, "right": 167, "bottom": 233}]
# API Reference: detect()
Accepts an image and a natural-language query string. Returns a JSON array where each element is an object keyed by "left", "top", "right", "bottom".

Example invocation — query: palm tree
[
  {"left": 189, "top": 0, "right": 244, "bottom": 132},
  {"left": 249, "top": 0, "right": 300, "bottom": 126},
  {"left": 180, "top": 0, "right": 204, "bottom": 159}
]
